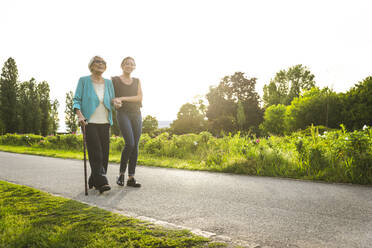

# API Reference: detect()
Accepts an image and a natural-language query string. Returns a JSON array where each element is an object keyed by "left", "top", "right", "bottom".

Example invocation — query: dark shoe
[
  {"left": 98, "top": 184, "right": 111, "bottom": 194},
  {"left": 127, "top": 178, "right": 141, "bottom": 187},
  {"left": 117, "top": 174, "right": 125, "bottom": 186},
  {"left": 88, "top": 176, "right": 93, "bottom": 189}
]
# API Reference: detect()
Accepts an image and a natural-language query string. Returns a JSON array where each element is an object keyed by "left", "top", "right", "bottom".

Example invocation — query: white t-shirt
[{"left": 89, "top": 83, "right": 109, "bottom": 124}]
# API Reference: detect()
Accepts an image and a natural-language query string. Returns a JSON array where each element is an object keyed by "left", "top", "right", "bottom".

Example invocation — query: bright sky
[{"left": 1, "top": 0, "right": 371, "bottom": 131}]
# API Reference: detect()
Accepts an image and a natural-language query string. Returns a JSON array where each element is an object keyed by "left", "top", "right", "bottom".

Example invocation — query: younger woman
[{"left": 112, "top": 57, "right": 143, "bottom": 187}]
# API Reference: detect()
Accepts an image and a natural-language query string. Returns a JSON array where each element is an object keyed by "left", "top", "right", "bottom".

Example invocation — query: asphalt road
[{"left": 0, "top": 151, "right": 371, "bottom": 248}]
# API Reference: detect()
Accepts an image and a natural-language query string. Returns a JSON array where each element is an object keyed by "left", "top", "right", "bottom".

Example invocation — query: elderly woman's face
[
  {"left": 91, "top": 57, "right": 106, "bottom": 73},
  {"left": 121, "top": 58, "right": 136, "bottom": 74}
]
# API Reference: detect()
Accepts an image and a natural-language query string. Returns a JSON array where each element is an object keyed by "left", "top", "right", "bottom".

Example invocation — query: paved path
[{"left": 0, "top": 151, "right": 371, "bottom": 248}]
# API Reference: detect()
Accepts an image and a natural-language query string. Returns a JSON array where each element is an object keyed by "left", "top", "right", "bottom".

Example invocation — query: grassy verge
[
  {"left": 0, "top": 145, "right": 216, "bottom": 172},
  {"left": 0, "top": 145, "right": 263, "bottom": 176},
  {"left": 1, "top": 127, "right": 371, "bottom": 184},
  {"left": 1, "top": 142, "right": 371, "bottom": 185},
  {"left": 0, "top": 180, "right": 229, "bottom": 248},
  {"left": 0, "top": 145, "right": 83, "bottom": 160}
]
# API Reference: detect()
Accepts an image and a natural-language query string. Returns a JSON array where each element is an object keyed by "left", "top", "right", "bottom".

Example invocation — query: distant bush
[
  {"left": 0, "top": 133, "right": 83, "bottom": 151},
  {"left": 0, "top": 133, "right": 43, "bottom": 146}
]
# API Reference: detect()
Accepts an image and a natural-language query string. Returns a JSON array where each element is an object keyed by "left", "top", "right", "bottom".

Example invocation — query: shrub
[
  {"left": 110, "top": 136, "right": 125, "bottom": 152},
  {"left": 58, "top": 134, "right": 82, "bottom": 150},
  {"left": 139, "top": 133, "right": 151, "bottom": 150},
  {"left": 0, "top": 133, "right": 43, "bottom": 146}
]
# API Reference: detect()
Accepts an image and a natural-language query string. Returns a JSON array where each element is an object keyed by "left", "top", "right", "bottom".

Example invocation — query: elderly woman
[
  {"left": 112, "top": 56, "right": 143, "bottom": 187},
  {"left": 73, "top": 56, "right": 119, "bottom": 193}
]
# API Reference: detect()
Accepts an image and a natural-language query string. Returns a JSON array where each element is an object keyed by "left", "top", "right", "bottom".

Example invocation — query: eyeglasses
[{"left": 93, "top": 60, "right": 106, "bottom": 65}]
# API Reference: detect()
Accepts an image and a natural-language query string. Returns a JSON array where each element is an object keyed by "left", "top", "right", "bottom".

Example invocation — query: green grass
[
  {"left": 0, "top": 145, "right": 83, "bottom": 159},
  {"left": 0, "top": 145, "right": 268, "bottom": 176},
  {"left": 0, "top": 180, "right": 228, "bottom": 248},
  {"left": 0, "top": 145, "right": 223, "bottom": 172}
]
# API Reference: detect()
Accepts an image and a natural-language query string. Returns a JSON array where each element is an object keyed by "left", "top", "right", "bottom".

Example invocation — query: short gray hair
[{"left": 88, "top": 56, "right": 105, "bottom": 71}]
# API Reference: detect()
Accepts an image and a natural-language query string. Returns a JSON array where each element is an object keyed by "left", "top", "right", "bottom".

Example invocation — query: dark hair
[{"left": 121, "top": 57, "right": 136, "bottom": 67}]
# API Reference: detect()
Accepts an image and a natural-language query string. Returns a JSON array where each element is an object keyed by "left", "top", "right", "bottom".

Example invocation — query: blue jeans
[{"left": 117, "top": 111, "right": 142, "bottom": 176}]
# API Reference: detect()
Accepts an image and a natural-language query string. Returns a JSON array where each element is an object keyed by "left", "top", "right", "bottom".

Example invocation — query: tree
[
  {"left": 49, "top": 99, "right": 59, "bottom": 135},
  {"left": 206, "top": 72, "right": 263, "bottom": 134},
  {"left": 236, "top": 101, "right": 246, "bottom": 130},
  {"left": 259, "top": 104, "right": 287, "bottom": 135},
  {"left": 28, "top": 79, "right": 41, "bottom": 134},
  {"left": 0, "top": 57, "right": 19, "bottom": 133},
  {"left": 65, "top": 91, "right": 78, "bottom": 133},
  {"left": 285, "top": 87, "right": 343, "bottom": 132},
  {"left": 0, "top": 115, "right": 4, "bottom": 135},
  {"left": 262, "top": 81, "right": 282, "bottom": 107},
  {"left": 0, "top": 109, "right": 4, "bottom": 134},
  {"left": 192, "top": 95, "right": 207, "bottom": 116},
  {"left": 37, "top": 81, "right": 51, "bottom": 136},
  {"left": 18, "top": 79, "right": 41, "bottom": 134},
  {"left": 170, "top": 103, "right": 206, "bottom": 134},
  {"left": 18, "top": 81, "right": 32, "bottom": 133},
  {"left": 341, "top": 76, "right": 372, "bottom": 130},
  {"left": 263, "top": 64, "right": 316, "bottom": 107},
  {"left": 230, "top": 72, "right": 263, "bottom": 131},
  {"left": 142, "top": 115, "right": 158, "bottom": 137},
  {"left": 206, "top": 84, "right": 236, "bottom": 134}
]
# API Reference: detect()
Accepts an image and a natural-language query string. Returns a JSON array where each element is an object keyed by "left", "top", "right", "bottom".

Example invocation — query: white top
[{"left": 89, "top": 83, "right": 109, "bottom": 124}]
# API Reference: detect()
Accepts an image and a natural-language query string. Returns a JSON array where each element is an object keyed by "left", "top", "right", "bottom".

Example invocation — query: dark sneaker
[
  {"left": 116, "top": 174, "right": 125, "bottom": 186},
  {"left": 98, "top": 184, "right": 111, "bottom": 194},
  {"left": 127, "top": 178, "right": 141, "bottom": 187}
]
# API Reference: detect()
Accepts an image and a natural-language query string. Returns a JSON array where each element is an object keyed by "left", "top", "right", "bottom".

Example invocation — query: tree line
[
  {"left": 0, "top": 58, "right": 59, "bottom": 135},
  {"left": 2, "top": 57, "right": 370, "bottom": 137},
  {"left": 163, "top": 64, "right": 371, "bottom": 136}
]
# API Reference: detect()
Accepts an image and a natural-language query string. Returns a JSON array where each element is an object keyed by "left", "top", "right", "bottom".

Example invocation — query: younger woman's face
[{"left": 121, "top": 58, "right": 136, "bottom": 74}]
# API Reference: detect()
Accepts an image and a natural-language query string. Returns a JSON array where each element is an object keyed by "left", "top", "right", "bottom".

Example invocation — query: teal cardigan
[{"left": 73, "top": 75, "right": 115, "bottom": 125}]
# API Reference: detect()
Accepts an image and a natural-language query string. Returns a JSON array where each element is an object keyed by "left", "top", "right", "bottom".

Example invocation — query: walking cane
[{"left": 82, "top": 124, "right": 88, "bottom": 196}]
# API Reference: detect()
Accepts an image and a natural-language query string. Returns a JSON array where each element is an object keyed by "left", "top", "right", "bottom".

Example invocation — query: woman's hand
[
  {"left": 78, "top": 115, "right": 87, "bottom": 126},
  {"left": 112, "top": 98, "right": 122, "bottom": 109},
  {"left": 75, "top": 109, "right": 87, "bottom": 126},
  {"left": 114, "top": 102, "right": 122, "bottom": 109},
  {"left": 112, "top": 98, "right": 121, "bottom": 104}
]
